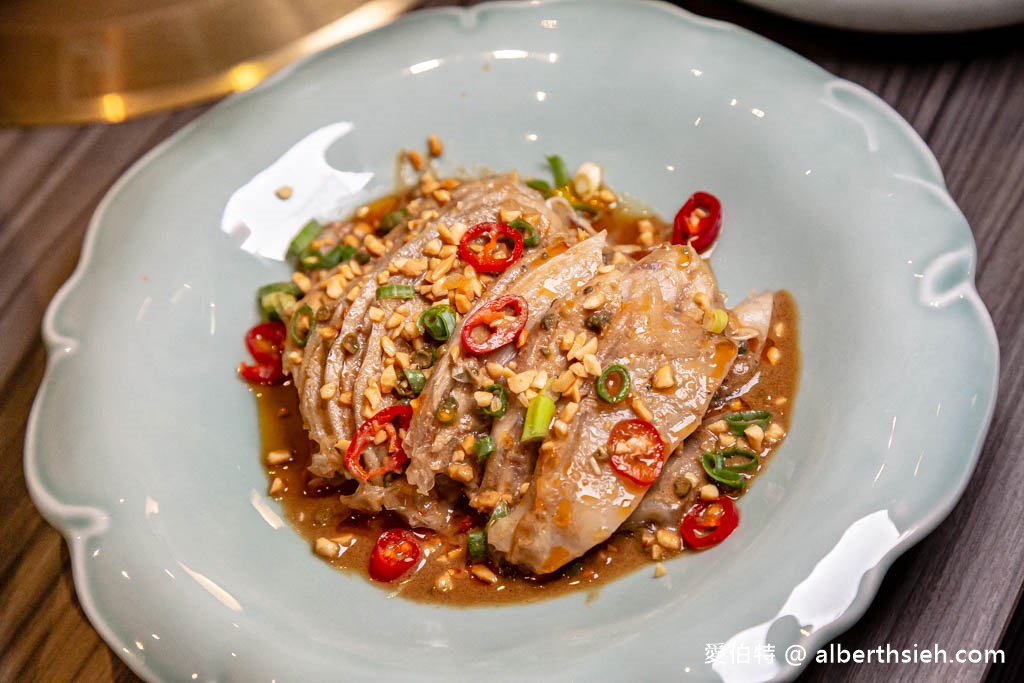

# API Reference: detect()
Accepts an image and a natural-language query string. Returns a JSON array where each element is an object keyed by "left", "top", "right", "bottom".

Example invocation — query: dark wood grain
[{"left": 1, "top": 1, "right": 1022, "bottom": 681}]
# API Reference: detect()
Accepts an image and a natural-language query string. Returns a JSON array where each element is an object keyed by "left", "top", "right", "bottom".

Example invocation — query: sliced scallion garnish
[
  {"left": 596, "top": 364, "right": 630, "bottom": 403},
  {"left": 290, "top": 305, "right": 314, "bottom": 347},
  {"left": 378, "top": 208, "right": 408, "bottom": 233},
  {"left": 703, "top": 308, "right": 728, "bottom": 334},
  {"left": 376, "top": 284, "right": 417, "bottom": 300},
  {"left": 299, "top": 243, "right": 356, "bottom": 271},
  {"left": 700, "top": 448, "right": 758, "bottom": 490},
  {"left": 480, "top": 384, "right": 508, "bottom": 419},
  {"left": 402, "top": 368, "right": 426, "bottom": 396},
  {"left": 257, "top": 282, "right": 301, "bottom": 322},
  {"left": 417, "top": 304, "right": 457, "bottom": 342},
  {"left": 521, "top": 392, "right": 556, "bottom": 443},
  {"left": 526, "top": 178, "right": 553, "bottom": 197},
  {"left": 474, "top": 435, "right": 495, "bottom": 463},
  {"left": 340, "top": 332, "right": 360, "bottom": 355},
  {"left": 287, "top": 219, "right": 322, "bottom": 259},
  {"left": 467, "top": 529, "right": 487, "bottom": 562},
  {"left": 508, "top": 218, "right": 540, "bottom": 248},
  {"left": 584, "top": 310, "right": 612, "bottom": 333},
  {"left": 488, "top": 501, "right": 509, "bottom": 526},
  {"left": 723, "top": 410, "right": 772, "bottom": 436},
  {"left": 572, "top": 202, "right": 603, "bottom": 221},
  {"left": 546, "top": 154, "right": 571, "bottom": 188},
  {"left": 436, "top": 395, "right": 459, "bottom": 425},
  {"left": 410, "top": 346, "right": 436, "bottom": 369}
]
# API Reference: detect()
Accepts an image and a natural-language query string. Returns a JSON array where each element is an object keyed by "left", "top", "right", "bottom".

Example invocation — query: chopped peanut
[
  {"left": 765, "top": 423, "right": 786, "bottom": 442},
  {"left": 744, "top": 424, "right": 765, "bottom": 451},
  {"left": 700, "top": 484, "right": 720, "bottom": 501},
  {"left": 407, "top": 149, "right": 424, "bottom": 171},
  {"left": 314, "top": 537, "right": 340, "bottom": 559},
  {"left": 470, "top": 565, "right": 498, "bottom": 584},
  {"left": 380, "top": 365, "right": 398, "bottom": 393},
  {"left": 707, "top": 420, "right": 728, "bottom": 434},
  {"left": 266, "top": 449, "right": 292, "bottom": 466},
  {"left": 656, "top": 529, "right": 682, "bottom": 551},
  {"left": 652, "top": 364, "right": 676, "bottom": 389},
  {"left": 631, "top": 395, "right": 654, "bottom": 422},
  {"left": 427, "top": 134, "right": 443, "bottom": 157},
  {"left": 447, "top": 463, "right": 474, "bottom": 483},
  {"left": 558, "top": 401, "right": 579, "bottom": 424},
  {"left": 550, "top": 370, "right": 576, "bottom": 395},
  {"left": 291, "top": 272, "right": 311, "bottom": 293}
]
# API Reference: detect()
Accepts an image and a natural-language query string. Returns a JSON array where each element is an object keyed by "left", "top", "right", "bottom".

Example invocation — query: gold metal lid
[{"left": 0, "top": 0, "right": 420, "bottom": 125}]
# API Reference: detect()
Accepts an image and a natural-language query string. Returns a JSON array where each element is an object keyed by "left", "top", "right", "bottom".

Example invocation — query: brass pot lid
[{"left": 0, "top": 0, "right": 421, "bottom": 126}]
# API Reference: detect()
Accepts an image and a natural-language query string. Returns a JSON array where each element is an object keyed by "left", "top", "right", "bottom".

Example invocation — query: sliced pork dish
[{"left": 238, "top": 145, "right": 800, "bottom": 604}]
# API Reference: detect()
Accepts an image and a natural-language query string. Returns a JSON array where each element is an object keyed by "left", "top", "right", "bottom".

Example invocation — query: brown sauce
[{"left": 252, "top": 264, "right": 800, "bottom": 607}]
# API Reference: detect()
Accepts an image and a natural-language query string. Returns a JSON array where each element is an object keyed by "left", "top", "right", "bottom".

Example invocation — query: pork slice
[
  {"left": 713, "top": 291, "right": 774, "bottom": 407},
  {"left": 491, "top": 245, "right": 738, "bottom": 573},
  {"left": 299, "top": 173, "right": 575, "bottom": 477},
  {"left": 473, "top": 263, "right": 628, "bottom": 511},
  {"left": 403, "top": 234, "right": 606, "bottom": 494}
]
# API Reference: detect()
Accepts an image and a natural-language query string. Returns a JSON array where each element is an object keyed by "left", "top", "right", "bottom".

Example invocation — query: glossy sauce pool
[{"left": 252, "top": 287, "right": 800, "bottom": 606}]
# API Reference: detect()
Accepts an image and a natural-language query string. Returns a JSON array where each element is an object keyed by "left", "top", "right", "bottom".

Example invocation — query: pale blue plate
[{"left": 25, "top": 1, "right": 998, "bottom": 681}]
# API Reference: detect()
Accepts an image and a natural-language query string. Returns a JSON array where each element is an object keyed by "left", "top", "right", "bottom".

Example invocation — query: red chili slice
[
  {"left": 607, "top": 419, "right": 666, "bottom": 486},
  {"left": 238, "top": 360, "right": 285, "bottom": 384},
  {"left": 344, "top": 405, "right": 413, "bottom": 481},
  {"left": 680, "top": 496, "right": 739, "bottom": 549},
  {"left": 368, "top": 528, "right": 421, "bottom": 582},
  {"left": 238, "top": 321, "right": 287, "bottom": 385},
  {"left": 245, "top": 321, "right": 287, "bottom": 363},
  {"left": 460, "top": 294, "right": 529, "bottom": 355},
  {"left": 672, "top": 191, "right": 722, "bottom": 254},
  {"left": 458, "top": 221, "right": 524, "bottom": 273}
]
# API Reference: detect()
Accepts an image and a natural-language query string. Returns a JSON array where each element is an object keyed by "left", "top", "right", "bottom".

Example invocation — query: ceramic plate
[
  {"left": 738, "top": 0, "right": 1024, "bottom": 32},
  {"left": 26, "top": 1, "right": 998, "bottom": 681}
]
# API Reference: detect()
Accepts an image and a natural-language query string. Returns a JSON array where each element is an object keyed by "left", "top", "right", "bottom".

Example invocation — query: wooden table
[{"left": 2, "top": 1, "right": 1021, "bottom": 680}]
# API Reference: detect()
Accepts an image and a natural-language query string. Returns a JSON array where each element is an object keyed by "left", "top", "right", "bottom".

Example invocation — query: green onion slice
[
  {"left": 700, "top": 448, "right": 758, "bottom": 490},
  {"left": 257, "top": 282, "right": 301, "bottom": 322},
  {"left": 340, "top": 332, "right": 360, "bottom": 355},
  {"left": 436, "top": 395, "right": 459, "bottom": 425},
  {"left": 396, "top": 368, "right": 426, "bottom": 398},
  {"left": 596, "top": 364, "right": 631, "bottom": 403},
  {"left": 480, "top": 384, "right": 508, "bottom": 419},
  {"left": 378, "top": 208, "right": 408, "bottom": 233},
  {"left": 290, "top": 305, "right": 314, "bottom": 347},
  {"left": 526, "top": 178, "right": 553, "bottom": 197},
  {"left": 572, "top": 202, "right": 603, "bottom": 221},
  {"left": 287, "top": 219, "right": 322, "bottom": 259},
  {"left": 299, "top": 243, "right": 355, "bottom": 271},
  {"left": 584, "top": 310, "right": 612, "bottom": 333},
  {"left": 474, "top": 435, "right": 496, "bottom": 463},
  {"left": 703, "top": 308, "right": 728, "bottom": 334},
  {"left": 489, "top": 501, "right": 509, "bottom": 526},
  {"left": 354, "top": 250, "right": 371, "bottom": 265},
  {"left": 410, "top": 346, "right": 436, "bottom": 369},
  {"left": 467, "top": 529, "right": 487, "bottom": 562},
  {"left": 417, "top": 304, "right": 457, "bottom": 342},
  {"left": 376, "top": 284, "right": 417, "bottom": 300},
  {"left": 546, "top": 154, "right": 571, "bottom": 188},
  {"left": 522, "top": 392, "right": 556, "bottom": 443},
  {"left": 723, "top": 410, "right": 772, "bottom": 436},
  {"left": 508, "top": 218, "right": 540, "bottom": 248}
]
